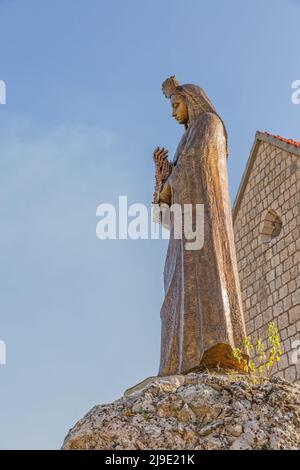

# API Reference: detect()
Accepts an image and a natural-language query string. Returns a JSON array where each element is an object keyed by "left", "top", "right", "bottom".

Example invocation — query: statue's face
[{"left": 171, "top": 94, "right": 188, "bottom": 125}]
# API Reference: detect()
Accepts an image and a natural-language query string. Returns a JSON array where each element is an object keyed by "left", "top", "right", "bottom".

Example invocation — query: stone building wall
[{"left": 233, "top": 132, "right": 300, "bottom": 383}]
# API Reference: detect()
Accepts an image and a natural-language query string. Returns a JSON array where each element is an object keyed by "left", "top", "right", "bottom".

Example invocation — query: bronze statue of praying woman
[{"left": 152, "top": 76, "right": 248, "bottom": 376}]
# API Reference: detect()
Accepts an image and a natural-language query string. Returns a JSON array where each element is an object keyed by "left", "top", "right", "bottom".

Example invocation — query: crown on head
[{"left": 162, "top": 75, "right": 180, "bottom": 98}]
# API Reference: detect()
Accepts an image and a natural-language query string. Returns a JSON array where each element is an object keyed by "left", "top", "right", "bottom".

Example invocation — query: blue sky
[{"left": 0, "top": 0, "right": 299, "bottom": 449}]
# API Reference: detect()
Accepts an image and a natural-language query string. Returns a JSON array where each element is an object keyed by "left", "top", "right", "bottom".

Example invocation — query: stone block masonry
[{"left": 233, "top": 132, "right": 300, "bottom": 384}]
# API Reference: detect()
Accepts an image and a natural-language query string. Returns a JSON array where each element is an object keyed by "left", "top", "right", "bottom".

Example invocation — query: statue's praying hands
[
  {"left": 152, "top": 147, "right": 173, "bottom": 205},
  {"left": 153, "top": 146, "right": 168, "bottom": 165}
]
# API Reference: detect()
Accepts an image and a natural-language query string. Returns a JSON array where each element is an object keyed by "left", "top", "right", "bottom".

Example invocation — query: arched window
[{"left": 260, "top": 209, "right": 282, "bottom": 244}]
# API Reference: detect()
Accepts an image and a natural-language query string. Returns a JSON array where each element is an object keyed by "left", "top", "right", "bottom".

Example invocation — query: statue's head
[
  {"left": 162, "top": 75, "right": 228, "bottom": 158},
  {"left": 162, "top": 75, "right": 218, "bottom": 129}
]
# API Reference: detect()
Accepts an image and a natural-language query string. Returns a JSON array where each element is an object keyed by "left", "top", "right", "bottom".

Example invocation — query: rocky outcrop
[{"left": 62, "top": 372, "right": 300, "bottom": 450}]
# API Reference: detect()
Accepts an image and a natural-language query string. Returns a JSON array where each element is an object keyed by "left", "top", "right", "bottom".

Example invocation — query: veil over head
[{"left": 162, "top": 77, "right": 228, "bottom": 158}]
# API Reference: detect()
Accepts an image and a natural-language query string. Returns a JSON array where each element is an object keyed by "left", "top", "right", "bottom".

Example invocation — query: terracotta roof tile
[{"left": 263, "top": 132, "right": 300, "bottom": 149}]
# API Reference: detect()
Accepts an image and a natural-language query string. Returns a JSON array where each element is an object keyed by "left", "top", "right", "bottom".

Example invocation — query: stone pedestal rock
[{"left": 62, "top": 372, "right": 300, "bottom": 450}]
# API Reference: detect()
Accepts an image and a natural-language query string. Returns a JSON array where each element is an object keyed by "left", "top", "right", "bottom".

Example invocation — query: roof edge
[{"left": 232, "top": 131, "right": 300, "bottom": 223}]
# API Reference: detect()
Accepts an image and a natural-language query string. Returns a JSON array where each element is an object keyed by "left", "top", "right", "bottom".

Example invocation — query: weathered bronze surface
[{"left": 153, "top": 76, "right": 248, "bottom": 376}]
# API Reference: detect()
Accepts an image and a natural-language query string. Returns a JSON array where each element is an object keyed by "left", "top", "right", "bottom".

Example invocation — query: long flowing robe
[{"left": 158, "top": 111, "right": 247, "bottom": 376}]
